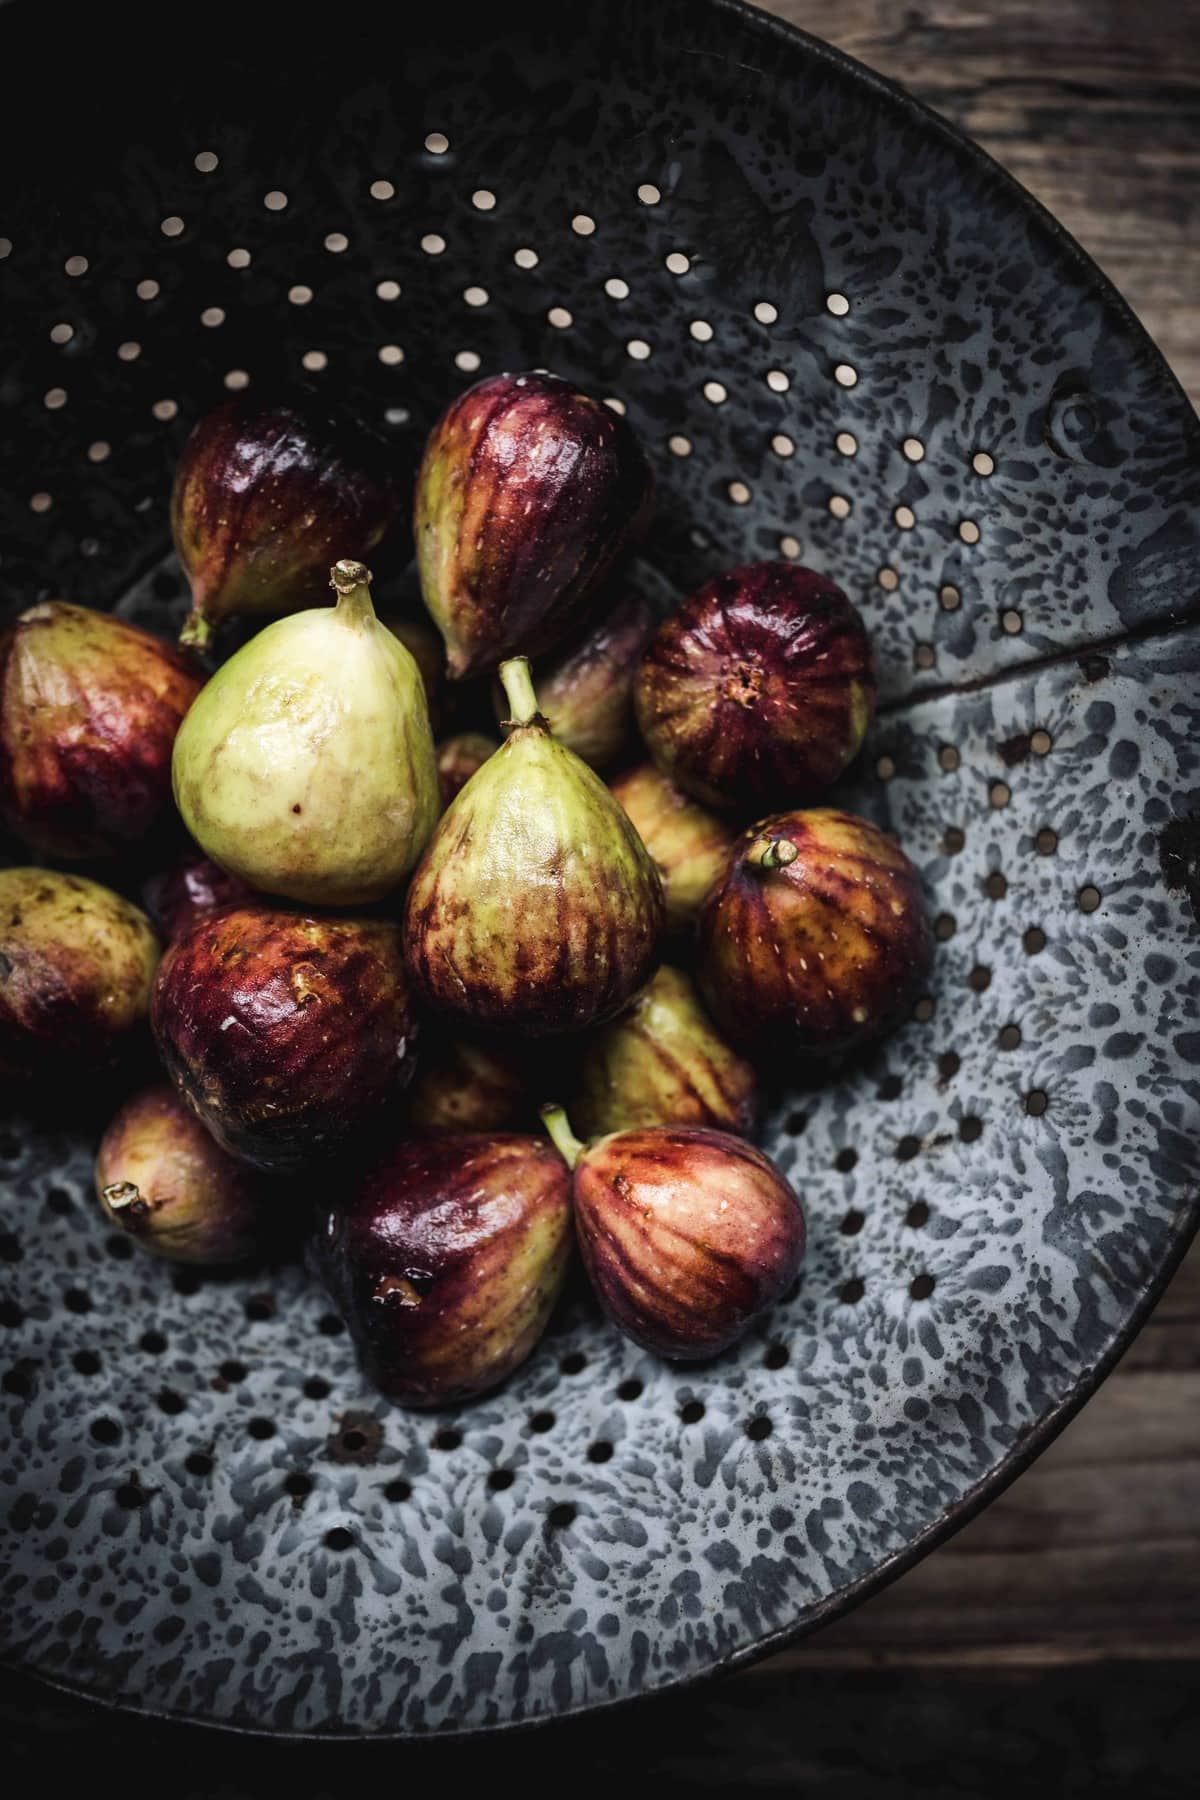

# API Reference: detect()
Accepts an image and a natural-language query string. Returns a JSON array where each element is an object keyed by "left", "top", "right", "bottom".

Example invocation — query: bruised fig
[
  {"left": 573, "top": 965, "right": 757, "bottom": 1138},
  {"left": 172, "top": 393, "right": 401, "bottom": 650},
  {"left": 173, "top": 561, "right": 438, "bottom": 906},
  {"left": 404, "top": 1030, "right": 529, "bottom": 1134},
  {"left": 0, "top": 602, "right": 202, "bottom": 858},
  {"left": 405, "top": 657, "right": 664, "bottom": 1034},
  {"left": 636, "top": 563, "right": 876, "bottom": 810},
  {"left": 543, "top": 1106, "right": 803, "bottom": 1360},
  {"left": 142, "top": 850, "right": 251, "bottom": 942},
  {"left": 435, "top": 732, "right": 497, "bottom": 810},
  {"left": 151, "top": 904, "right": 417, "bottom": 1172},
  {"left": 699, "top": 809, "right": 931, "bottom": 1059},
  {"left": 383, "top": 612, "right": 446, "bottom": 732},
  {"left": 610, "top": 762, "right": 736, "bottom": 935},
  {"left": 415, "top": 372, "right": 653, "bottom": 679},
  {"left": 0, "top": 868, "right": 159, "bottom": 1079},
  {"left": 309, "top": 1134, "right": 572, "bottom": 1404},
  {"left": 96, "top": 1085, "right": 269, "bottom": 1264},
  {"left": 493, "top": 587, "right": 654, "bottom": 770}
]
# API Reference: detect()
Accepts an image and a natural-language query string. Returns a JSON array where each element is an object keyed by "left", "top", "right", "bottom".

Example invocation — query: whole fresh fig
[
  {"left": 0, "top": 602, "right": 202, "bottom": 859},
  {"left": 435, "top": 732, "right": 497, "bottom": 810},
  {"left": 415, "top": 372, "right": 654, "bottom": 679},
  {"left": 384, "top": 612, "right": 445, "bottom": 733},
  {"left": 573, "top": 965, "right": 757, "bottom": 1138},
  {"left": 309, "top": 1133, "right": 572, "bottom": 1404},
  {"left": 493, "top": 586, "right": 655, "bottom": 770},
  {"left": 542, "top": 1106, "right": 803, "bottom": 1360},
  {"left": 95, "top": 1084, "right": 270, "bottom": 1264},
  {"left": 151, "top": 904, "right": 417, "bottom": 1172},
  {"left": 699, "top": 808, "right": 931, "bottom": 1059},
  {"left": 0, "top": 868, "right": 159, "bottom": 1078},
  {"left": 405, "top": 657, "right": 664, "bottom": 1034},
  {"left": 172, "top": 393, "right": 401, "bottom": 651},
  {"left": 142, "top": 850, "right": 250, "bottom": 942},
  {"left": 405, "top": 1030, "right": 530, "bottom": 1134},
  {"left": 635, "top": 563, "right": 876, "bottom": 810},
  {"left": 173, "top": 561, "right": 439, "bottom": 907},
  {"left": 610, "top": 762, "right": 736, "bottom": 934}
]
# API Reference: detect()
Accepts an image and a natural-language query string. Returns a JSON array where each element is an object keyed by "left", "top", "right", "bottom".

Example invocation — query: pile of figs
[{"left": 0, "top": 372, "right": 930, "bottom": 1406}]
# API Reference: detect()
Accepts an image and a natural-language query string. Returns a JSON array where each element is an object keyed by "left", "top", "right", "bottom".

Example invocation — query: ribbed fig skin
[
  {"left": 699, "top": 808, "right": 932, "bottom": 1059},
  {"left": 573, "top": 1126, "right": 804, "bottom": 1360},
  {"left": 635, "top": 563, "right": 876, "bottom": 810},
  {"left": 142, "top": 851, "right": 251, "bottom": 942},
  {"left": 405, "top": 1031, "right": 528, "bottom": 1134},
  {"left": 435, "top": 733, "right": 497, "bottom": 810},
  {"left": 494, "top": 587, "right": 655, "bottom": 770},
  {"left": 610, "top": 762, "right": 736, "bottom": 934},
  {"left": 151, "top": 905, "right": 417, "bottom": 1172},
  {"left": 0, "top": 602, "right": 202, "bottom": 858},
  {"left": 310, "top": 1134, "right": 572, "bottom": 1404},
  {"left": 415, "top": 372, "right": 654, "bottom": 679}
]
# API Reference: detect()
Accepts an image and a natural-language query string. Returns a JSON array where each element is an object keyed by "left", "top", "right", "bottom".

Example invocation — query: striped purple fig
[{"left": 142, "top": 850, "right": 251, "bottom": 942}]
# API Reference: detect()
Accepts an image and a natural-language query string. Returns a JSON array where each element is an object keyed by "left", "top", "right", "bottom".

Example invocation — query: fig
[
  {"left": 0, "top": 602, "right": 202, "bottom": 859},
  {"left": 542, "top": 1106, "right": 803, "bottom": 1360},
  {"left": 435, "top": 732, "right": 497, "bottom": 810},
  {"left": 171, "top": 393, "right": 401, "bottom": 651},
  {"left": 609, "top": 762, "right": 736, "bottom": 934},
  {"left": 309, "top": 1133, "right": 572, "bottom": 1404},
  {"left": 384, "top": 612, "right": 446, "bottom": 732},
  {"left": 415, "top": 371, "right": 654, "bottom": 679},
  {"left": 405, "top": 1030, "right": 529, "bottom": 1134},
  {"left": 173, "top": 560, "right": 439, "bottom": 907},
  {"left": 635, "top": 562, "right": 876, "bottom": 810},
  {"left": 0, "top": 868, "right": 159, "bottom": 1079},
  {"left": 405, "top": 657, "right": 665, "bottom": 1034},
  {"left": 95, "top": 1084, "right": 269, "bottom": 1264},
  {"left": 699, "top": 808, "right": 931, "bottom": 1059},
  {"left": 573, "top": 965, "right": 757, "bottom": 1138},
  {"left": 151, "top": 903, "right": 417, "bottom": 1173},
  {"left": 142, "top": 850, "right": 251, "bottom": 941}
]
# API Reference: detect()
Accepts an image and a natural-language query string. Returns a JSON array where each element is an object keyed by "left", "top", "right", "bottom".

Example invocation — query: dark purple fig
[
  {"left": 0, "top": 602, "right": 202, "bottom": 859},
  {"left": 404, "top": 1030, "right": 529, "bottom": 1134},
  {"left": 435, "top": 732, "right": 497, "bottom": 810},
  {"left": 142, "top": 850, "right": 251, "bottom": 942},
  {"left": 151, "top": 904, "right": 417, "bottom": 1172},
  {"left": 171, "top": 394, "right": 402, "bottom": 651},
  {"left": 635, "top": 563, "right": 876, "bottom": 810},
  {"left": 699, "top": 808, "right": 931, "bottom": 1060},
  {"left": 383, "top": 612, "right": 446, "bottom": 733},
  {"left": 542, "top": 1106, "right": 803, "bottom": 1360},
  {"left": 0, "top": 868, "right": 159, "bottom": 1079},
  {"left": 309, "top": 1134, "right": 572, "bottom": 1404},
  {"left": 415, "top": 372, "right": 654, "bottom": 679},
  {"left": 95, "top": 1084, "right": 270, "bottom": 1264},
  {"left": 610, "top": 761, "right": 737, "bottom": 935}
]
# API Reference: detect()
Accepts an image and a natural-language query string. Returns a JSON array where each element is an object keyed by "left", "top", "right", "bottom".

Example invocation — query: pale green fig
[{"left": 172, "top": 560, "right": 439, "bottom": 907}]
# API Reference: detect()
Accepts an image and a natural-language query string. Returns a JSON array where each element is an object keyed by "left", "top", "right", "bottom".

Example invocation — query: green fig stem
[
  {"left": 180, "top": 609, "right": 214, "bottom": 653},
  {"left": 330, "top": 559, "right": 377, "bottom": 629},
  {"left": 540, "top": 1102, "right": 584, "bottom": 1171},
  {"left": 499, "top": 656, "right": 540, "bottom": 727},
  {"left": 744, "top": 835, "right": 799, "bottom": 872}
]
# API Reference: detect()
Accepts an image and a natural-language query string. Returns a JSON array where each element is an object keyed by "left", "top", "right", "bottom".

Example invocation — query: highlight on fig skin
[{"left": 609, "top": 761, "right": 737, "bottom": 935}]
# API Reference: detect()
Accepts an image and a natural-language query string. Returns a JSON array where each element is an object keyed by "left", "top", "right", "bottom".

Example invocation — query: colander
[{"left": 1, "top": 0, "right": 1198, "bottom": 1740}]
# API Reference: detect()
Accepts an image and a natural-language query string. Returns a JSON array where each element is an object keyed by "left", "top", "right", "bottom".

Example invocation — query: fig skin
[
  {"left": 405, "top": 658, "right": 665, "bottom": 1036},
  {"left": 543, "top": 1108, "right": 803, "bottom": 1361},
  {"left": 309, "top": 1133, "right": 572, "bottom": 1405},
  {"left": 151, "top": 903, "right": 418, "bottom": 1173},
  {"left": 383, "top": 612, "right": 446, "bottom": 733},
  {"left": 171, "top": 394, "right": 402, "bottom": 651},
  {"left": 0, "top": 868, "right": 159, "bottom": 1079},
  {"left": 404, "top": 1030, "right": 529, "bottom": 1134},
  {"left": 699, "top": 808, "right": 932, "bottom": 1060},
  {"left": 0, "top": 602, "right": 202, "bottom": 859},
  {"left": 635, "top": 562, "right": 876, "bottom": 811},
  {"left": 415, "top": 371, "right": 654, "bottom": 680},
  {"left": 573, "top": 965, "right": 758, "bottom": 1138},
  {"left": 142, "top": 851, "right": 251, "bottom": 942},
  {"left": 610, "top": 762, "right": 736, "bottom": 935},
  {"left": 435, "top": 732, "right": 497, "bottom": 810},
  {"left": 493, "top": 587, "right": 655, "bottom": 771},
  {"left": 95, "top": 1084, "right": 269, "bottom": 1265}
]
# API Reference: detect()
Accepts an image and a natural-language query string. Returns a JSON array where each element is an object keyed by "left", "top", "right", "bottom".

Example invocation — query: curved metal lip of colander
[{"left": 4, "top": 0, "right": 1199, "bottom": 1742}]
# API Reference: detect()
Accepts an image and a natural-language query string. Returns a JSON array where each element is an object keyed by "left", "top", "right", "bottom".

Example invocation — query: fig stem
[
  {"left": 744, "top": 835, "right": 798, "bottom": 872},
  {"left": 329, "top": 560, "right": 377, "bottom": 629},
  {"left": 540, "top": 1103, "right": 584, "bottom": 1170},
  {"left": 180, "top": 609, "right": 214, "bottom": 653},
  {"left": 498, "top": 656, "right": 540, "bottom": 727}
]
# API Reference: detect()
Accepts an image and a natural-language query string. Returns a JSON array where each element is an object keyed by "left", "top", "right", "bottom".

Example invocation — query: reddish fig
[
  {"left": 493, "top": 587, "right": 655, "bottom": 770},
  {"left": 151, "top": 904, "right": 417, "bottom": 1172},
  {"left": 0, "top": 602, "right": 202, "bottom": 859},
  {"left": 96, "top": 1085, "right": 270, "bottom": 1264},
  {"left": 309, "top": 1134, "right": 572, "bottom": 1404},
  {"left": 404, "top": 1030, "right": 530, "bottom": 1134},
  {"left": 171, "top": 394, "right": 401, "bottom": 650},
  {"left": 610, "top": 762, "right": 736, "bottom": 934},
  {"left": 635, "top": 563, "right": 876, "bottom": 810},
  {"left": 0, "top": 868, "right": 159, "bottom": 1079},
  {"left": 699, "top": 809, "right": 931, "bottom": 1059},
  {"left": 142, "top": 851, "right": 251, "bottom": 942},
  {"left": 435, "top": 732, "right": 497, "bottom": 810},
  {"left": 542, "top": 1106, "right": 803, "bottom": 1360},
  {"left": 415, "top": 372, "right": 654, "bottom": 679}
]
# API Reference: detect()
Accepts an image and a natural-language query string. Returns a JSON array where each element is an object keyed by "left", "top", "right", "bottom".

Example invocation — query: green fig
[
  {"left": 172, "top": 560, "right": 439, "bottom": 907},
  {"left": 383, "top": 611, "right": 446, "bottom": 732},
  {"left": 404, "top": 657, "right": 665, "bottom": 1034},
  {"left": 609, "top": 762, "right": 736, "bottom": 935}
]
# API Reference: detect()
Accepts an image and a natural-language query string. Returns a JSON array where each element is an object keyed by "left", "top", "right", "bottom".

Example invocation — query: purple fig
[
  {"left": 151, "top": 904, "right": 417, "bottom": 1172},
  {"left": 142, "top": 850, "right": 251, "bottom": 942},
  {"left": 0, "top": 602, "right": 202, "bottom": 859},
  {"left": 435, "top": 732, "right": 497, "bottom": 810},
  {"left": 95, "top": 1084, "right": 271, "bottom": 1265},
  {"left": 404, "top": 1030, "right": 529, "bottom": 1134},
  {"left": 0, "top": 868, "right": 159, "bottom": 1079},
  {"left": 542, "top": 1106, "right": 804, "bottom": 1361},
  {"left": 699, "top": 809, "right": 931, "bottom": 1059},
  {"left": 415, "top": 372, "right": 654, "bottom": 679},
  {"left": 171, "top": 394, "right": 402, "bottom": 651},
  {"left": 635, "top": 563, "right": 876, "bottom": 810},
  {"left": 309, "top": 1133, "right": 572, "bottom": 1404},
  {"left": 610, "top": 762, "right": 737, "bottom": 934}
]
